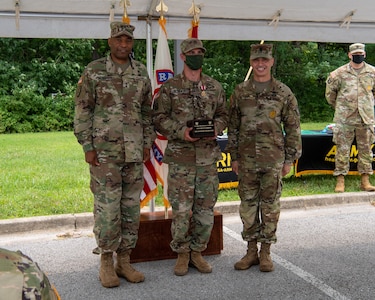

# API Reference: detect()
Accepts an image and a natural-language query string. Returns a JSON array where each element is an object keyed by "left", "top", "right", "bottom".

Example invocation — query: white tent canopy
[{"left": 1, "top": 0, "right": 375, "bottom": 43}]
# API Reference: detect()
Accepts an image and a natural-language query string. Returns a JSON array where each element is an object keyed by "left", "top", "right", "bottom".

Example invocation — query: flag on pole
[
  {"left": 152, "top": 15, "right": 174, "bottom": 208},
  {"left": 153, "top": 133, "right": 169, "bottom": 207},
  {"left": 141, "top": 4, "right": 173, "bottom": 208},
  {"left": 141, "top": 150, "right": 158, "bottom": 207},
  {"left": 188, "top": 0, "right": 200, "bottom": 38}
]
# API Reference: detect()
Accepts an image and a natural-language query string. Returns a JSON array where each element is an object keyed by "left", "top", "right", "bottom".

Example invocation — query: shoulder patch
[{"left": 329, "top": 70, "right": 337, "bottom": 79}]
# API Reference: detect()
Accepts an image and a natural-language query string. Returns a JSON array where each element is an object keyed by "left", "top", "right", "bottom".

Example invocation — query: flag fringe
[
  {"left": 158, "top": 17, "right": 167, "bottom": 36},
  {"left": 219, "top": 181, "right": 238, "bottom": 190},
  {"left": 140, "top": 188, "right": 158, "bottom": 208},
  {"left": 188, "top": 20, "right": 199, "bottom": 38},
  {"left": 163, "top": 196, "right": 170, "bottom": 208},
  {"left": 122, "top": 16, "right": 130, "bottom": 24}
]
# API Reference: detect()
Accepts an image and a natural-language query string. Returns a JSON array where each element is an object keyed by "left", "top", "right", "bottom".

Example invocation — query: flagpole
[
  {"left": 244, "top": 40, "right": 264, "bottom": 81},
  {"left": 145, "top": 16, "right": 154, "bottom": 213}
]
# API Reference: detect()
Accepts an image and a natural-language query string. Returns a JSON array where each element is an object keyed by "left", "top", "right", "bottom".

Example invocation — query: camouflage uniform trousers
[
  {"left": 90, "top": 153, "right": 143, "bottom": 254},
  {"left": 168, "top": 162, "right": 219, "bottom": 253},
  {"left": 333, "top": 123, "right": 374, "bottom": 176},
  {"left": 0, "top": 248, "right": 59, "bottom": 300},
  {"left": 238, "top": 167, "right": 282, "bottom": 244}
]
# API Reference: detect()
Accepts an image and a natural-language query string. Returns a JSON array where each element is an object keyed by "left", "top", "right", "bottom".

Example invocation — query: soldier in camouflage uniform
[
  {"left": 326, "top": 43, "right": 375, "bottom": 193},
  {"left": 153, "top": 38, "right": 228, "bottom": 276},
  {"left": 0, "top": 247, "right": 59, "bottom": 299},
  {"left": 226, "top": 44, "right": 302, "bottom": 272},
  {"left": 74, "top": 22, "right": 154, "bottom": 288}
]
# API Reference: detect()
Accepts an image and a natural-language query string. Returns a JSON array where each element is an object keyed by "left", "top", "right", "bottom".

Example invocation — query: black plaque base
[{"left": 188, "top": 119, "right": 215, "bottom": 138}]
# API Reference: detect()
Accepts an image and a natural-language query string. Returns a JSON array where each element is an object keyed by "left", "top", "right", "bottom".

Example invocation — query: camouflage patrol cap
[
  {"left": 250, "top": 44, "right": 273, "bottom": 60},
  {"left": 110, "top": 22, "right": 135, "bottom": 38},
  {"left": 349, "top": 43, "right": 365, "bottom": 54},
  {"left": 180, "top": 38, "right": 206, "bottom": 54}
]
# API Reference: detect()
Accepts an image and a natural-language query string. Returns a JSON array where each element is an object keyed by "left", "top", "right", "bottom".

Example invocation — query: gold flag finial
[
  {"left": 188, "top": 0, "right": 201, "bottom": 38},
  {"left": 188, "top": 0, "right": 200, "bottom": 24},
  {"left": 156, "top": 0, "right": 168, "bottom": 20},
  {"left": 120, "top": 0, "right": 131, "bottom": 24}
]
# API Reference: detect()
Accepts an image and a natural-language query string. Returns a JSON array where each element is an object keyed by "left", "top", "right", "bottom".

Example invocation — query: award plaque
[{"left": 187, "top": 119, "right": 215, "bottom": 138}]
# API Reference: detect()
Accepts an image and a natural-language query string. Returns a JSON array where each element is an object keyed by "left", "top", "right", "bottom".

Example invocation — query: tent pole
[
  {"left": 144, "top": 16, "right": 155, "bottom": 212},
  {"left": 145, "top": 16, "right": 153, "bottom": 80}
]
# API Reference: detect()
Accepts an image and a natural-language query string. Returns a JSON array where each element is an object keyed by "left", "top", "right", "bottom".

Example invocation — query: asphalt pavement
[
  {"left": 1, "top": 192, "right": 374, "bottom": 235},
  {"left": 1, "top": 192, "right": 375, "bottom": 300}
]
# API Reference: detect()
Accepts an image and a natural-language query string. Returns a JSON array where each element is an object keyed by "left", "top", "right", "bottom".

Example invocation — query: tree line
[{"left": 1, "top": 38, "right": 373, "bottom": 133}]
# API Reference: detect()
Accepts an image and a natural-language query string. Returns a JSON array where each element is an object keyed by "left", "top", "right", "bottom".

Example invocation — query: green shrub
[{"left": 0, "top": 87, "right": 74, "bottom": 133}]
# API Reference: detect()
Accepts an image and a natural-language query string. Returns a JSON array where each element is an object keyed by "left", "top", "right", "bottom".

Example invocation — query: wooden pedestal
[{"left": 130, "top": 211, "right": 223, "bottom": 263}]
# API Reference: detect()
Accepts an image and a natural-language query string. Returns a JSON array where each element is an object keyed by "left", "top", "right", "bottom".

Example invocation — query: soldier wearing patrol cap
[
  {"left": 153, "top": 38, "right": 228, "bottom": 276},
  {"left": 74, "top": 21, "right": 154, "bottom": 288},
  {"left": 180, "top": 38, "right": 206, "bottom": 54},
  {"left": 110, "top": 21, "right": 135, "bottom": 38},
  {"left": 250, "top": 43, "right": 273, "bottom": 60},
  {"left": 326, "top": 43, "right": 375, "bottom": 193},
  {"left": 226, "top": 43, "right": 302, "bottom": 273}
]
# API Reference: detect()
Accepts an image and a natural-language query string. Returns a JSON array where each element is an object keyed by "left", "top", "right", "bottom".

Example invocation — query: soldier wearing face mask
[
  {"left": 153, "top": 38, "right": 228, "bottom": 277},
  {"left": 326, "top": 43, "right": 375, "bottom": 193}
]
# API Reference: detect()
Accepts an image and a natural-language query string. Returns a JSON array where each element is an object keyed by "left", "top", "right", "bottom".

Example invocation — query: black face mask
[
  {"left": 185, "top": 54, "right": 204, "bottom": 70},
  {"left": 352, "top": 54, "right": 365, "bottom": 64}
]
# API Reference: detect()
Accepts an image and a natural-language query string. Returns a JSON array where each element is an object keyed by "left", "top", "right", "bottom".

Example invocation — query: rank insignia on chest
[{"left": 269, "top": 110, "right": 276, "bottom": 118}]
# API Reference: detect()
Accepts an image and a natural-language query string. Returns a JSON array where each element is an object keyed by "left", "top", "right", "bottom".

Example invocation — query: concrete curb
[{"left": 1, "top": 192, "right": 374, "bottom": 235}]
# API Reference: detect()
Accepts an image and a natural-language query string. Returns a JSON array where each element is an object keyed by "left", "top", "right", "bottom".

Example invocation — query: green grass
[
  {"left": 0, "top": 123, "right": 363, "bottom": 219},
  {"left": 300, "top": 122, "right": 329, "bottom": 131},
  {"left": 0, "top": 132, "right": 92, "bottom": 219}
]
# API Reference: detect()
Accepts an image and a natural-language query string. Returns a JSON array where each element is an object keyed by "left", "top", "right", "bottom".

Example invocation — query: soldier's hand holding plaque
[{"left": 187, "top": 119, "right": 215, "bottom": 138}]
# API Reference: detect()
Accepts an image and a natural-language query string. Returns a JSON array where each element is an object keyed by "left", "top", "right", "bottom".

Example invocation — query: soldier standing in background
[
  {"left": 74, "top": 22, "right": 154, "bottom": 288},
  {"left": 326, "top": 43, "right": 375, "bottom": 193},
  {"left": 226, "top": 44, "right": 302, "bottom": 272},
  {"left": 153, "top": 38, "right": 228, "bottom": 276}
]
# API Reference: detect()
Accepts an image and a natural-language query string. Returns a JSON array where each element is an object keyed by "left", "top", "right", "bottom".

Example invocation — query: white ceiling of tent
[{"left": 0, "top": 0, "right": 374, "bottom": 42}]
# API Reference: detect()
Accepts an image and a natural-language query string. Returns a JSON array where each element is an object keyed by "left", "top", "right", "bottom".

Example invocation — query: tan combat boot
[
  {"left": 259, "top": 243, "right": 274, "bottom": 272},
  {"left": 115, "top": 250, "right": 145, "bottom": 283},
  {"left": 360, "top": 174, "right": 375, "bottom": 191},
  {"left": 174, "top": 252, "right": 190, "bottom": 276},
  {"left": 334, "top": 175, "right": 345, "bottom": 193},
  {"left": 234, "top": 241, "right": 259, "bottom": 270},
  {"left": 190, "top": 251, "right": 212, "bottom": 273},
  {"left": 99, "top": 252, "right": 120, "bottom": 288}
]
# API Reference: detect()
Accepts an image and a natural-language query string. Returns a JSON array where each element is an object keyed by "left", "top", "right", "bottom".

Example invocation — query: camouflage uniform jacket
[
  {"left": 74, "top": 55, "right": 154, "bottom": 162},
  {"left": 152, "top": 72, "right": 228, "bottom": 166},
  {"left": 226, "top": 77, "right": 302, "bottom": 168},
  {"left": 0, "top": 248, "right": 59, "bottom": 299},
  {"left": 325, "top": 62, "right": 375, "bottom": 126}
]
